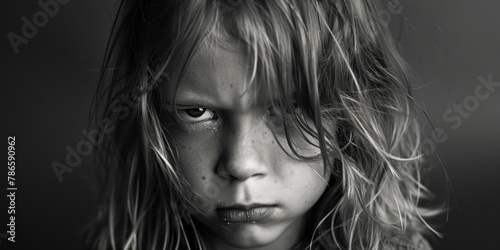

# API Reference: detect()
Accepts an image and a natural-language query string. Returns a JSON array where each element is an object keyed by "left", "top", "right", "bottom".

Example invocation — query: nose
[{"left": 217, "top": 115, "right": 271, "bottom": 181}]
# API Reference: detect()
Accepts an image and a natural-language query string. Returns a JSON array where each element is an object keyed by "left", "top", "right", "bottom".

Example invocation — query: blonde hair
[{"left": 85, "top": 0, "right": 442, "bottom": 249}]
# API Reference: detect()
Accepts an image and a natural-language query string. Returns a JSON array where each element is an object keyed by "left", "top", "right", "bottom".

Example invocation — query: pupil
[{"left": 186, "top": 108, "right": 206, "bottom": 118}]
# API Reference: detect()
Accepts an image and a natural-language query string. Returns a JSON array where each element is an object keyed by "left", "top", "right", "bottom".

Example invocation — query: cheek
[
  {"left": 279, "top": 161, "right": 329, "bottom": 203},
  {"left": 168, "top": 130, "right": 222, "bottom": 198},
  {"left": 169, "top": 127, "right": 219, "bottom": 166},
  {"left": 273, "top": 121, "right": 328, "bottom": 163}
]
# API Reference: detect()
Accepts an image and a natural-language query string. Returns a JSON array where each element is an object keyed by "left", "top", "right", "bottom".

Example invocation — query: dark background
[{"left": 1, "top": 0, "right": 499, "bottom": 249}]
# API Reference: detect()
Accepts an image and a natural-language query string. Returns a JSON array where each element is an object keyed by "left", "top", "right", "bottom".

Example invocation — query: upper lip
[{"left": 217, "top": 203, "right": 277, "bottom": 210}]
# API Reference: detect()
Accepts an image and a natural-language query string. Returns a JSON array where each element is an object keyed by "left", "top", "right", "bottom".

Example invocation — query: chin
[
  {"left": 195, "top": 217, "right": 289, "bottom": 249},
  {"left": 219, "top": 223, "right": 279, "bottom": 247}
]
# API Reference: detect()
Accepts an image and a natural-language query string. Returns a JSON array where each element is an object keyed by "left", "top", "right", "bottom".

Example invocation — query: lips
[{"left": 216, "top": 204, "right": 279, "bottom": 223}]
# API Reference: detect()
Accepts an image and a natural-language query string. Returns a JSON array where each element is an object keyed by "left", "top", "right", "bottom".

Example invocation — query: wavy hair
[{"left": 85, "top": 0, "right": 441, "bottom": 249}]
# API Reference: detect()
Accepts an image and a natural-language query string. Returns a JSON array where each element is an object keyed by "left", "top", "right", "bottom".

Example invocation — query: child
[{"left": 85, "top": 0, "right": 442, "bottom": 249}]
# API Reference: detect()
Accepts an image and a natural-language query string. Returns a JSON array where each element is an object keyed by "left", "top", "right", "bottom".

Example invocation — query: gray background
[{"left": 1, "top": 0, "right": 499, "bottom": 249}]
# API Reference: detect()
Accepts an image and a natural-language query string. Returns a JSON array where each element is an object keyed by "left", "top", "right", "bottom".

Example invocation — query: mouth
[{"left": 216, "top": 204, "right": 280, "bottom": 224}]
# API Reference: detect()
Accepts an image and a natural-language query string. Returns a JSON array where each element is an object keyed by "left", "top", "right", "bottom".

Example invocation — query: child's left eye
[{"left": 266, "top": 105, "right": 300, "bottom": 130}]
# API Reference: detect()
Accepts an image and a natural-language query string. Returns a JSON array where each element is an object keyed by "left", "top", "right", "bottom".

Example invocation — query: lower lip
[{"left": 216, "top": 206, "right": 279, "bottom": 223}]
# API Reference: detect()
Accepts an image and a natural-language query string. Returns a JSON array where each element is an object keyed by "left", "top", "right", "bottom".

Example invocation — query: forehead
[{"left": 167, "top": 40, "right": 264, "bottom": 109}]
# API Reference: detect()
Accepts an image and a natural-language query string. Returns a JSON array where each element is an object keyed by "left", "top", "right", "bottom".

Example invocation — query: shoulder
[{"left": 388, "top": 233, "right": 432, "bottom": 250}]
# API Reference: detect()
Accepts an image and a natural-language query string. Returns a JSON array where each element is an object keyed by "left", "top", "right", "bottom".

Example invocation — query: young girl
[{"left": 85, "top": 0, "right": 442, "bottom": 249}]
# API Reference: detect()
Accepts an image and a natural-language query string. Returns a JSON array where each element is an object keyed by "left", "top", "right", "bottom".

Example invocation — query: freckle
[
  {"left": 304, "top": 200, "right": 308, "bottom": 204},
  {"left": 188, "top": 146, "right": 192, "bottom": 150},
  {"left": 202, "top": 176, "right": 206, "bottom": 180},
  {"left": 274, "top": 180, "right": 277, "bottom": 183},
  {"left": 230, "top": 84, "right": 234, "bottom": 88},
  {"left": 252, "top": 140, "right": 255, "bottom": 143}
]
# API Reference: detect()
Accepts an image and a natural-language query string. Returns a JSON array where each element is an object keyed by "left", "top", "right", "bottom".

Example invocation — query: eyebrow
[
  {"left": 166, "top": 80, "right": 275, "bottom": 111},
  {"left": 166, "top": 88, "right": 222, "bottom": 108}
]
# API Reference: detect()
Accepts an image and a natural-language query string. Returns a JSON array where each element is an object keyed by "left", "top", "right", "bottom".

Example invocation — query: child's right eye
[
  {"left": 174, "top": 108, "right": 219, "bottom": 132},
  {"left": 178, "top": 108, "right": 217, "bottom": 122}
]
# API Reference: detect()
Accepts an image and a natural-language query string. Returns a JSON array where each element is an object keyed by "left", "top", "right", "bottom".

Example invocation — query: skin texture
[{"left": 165, "top": 41, "right": 330, "bottom": 250}]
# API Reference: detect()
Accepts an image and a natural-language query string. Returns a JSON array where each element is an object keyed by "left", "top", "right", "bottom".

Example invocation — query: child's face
[{"left": 165, "top": 41, "right": 330, "bottom": 249}]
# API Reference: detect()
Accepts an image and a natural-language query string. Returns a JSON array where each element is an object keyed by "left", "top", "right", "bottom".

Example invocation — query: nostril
[
  {"left": 216, "top": 159, "right": 269, "bottom": 181},
  {"left": 250, "top": 172, "right": 266, "bottom": 179},
  {"left": 217, "top": 167, "right": 231, "bottom": 179}
]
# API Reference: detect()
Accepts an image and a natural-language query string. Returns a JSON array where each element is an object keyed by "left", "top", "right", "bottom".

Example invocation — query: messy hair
[{"left": 85, "top": 0, "right": 441, "bottom": 249}]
